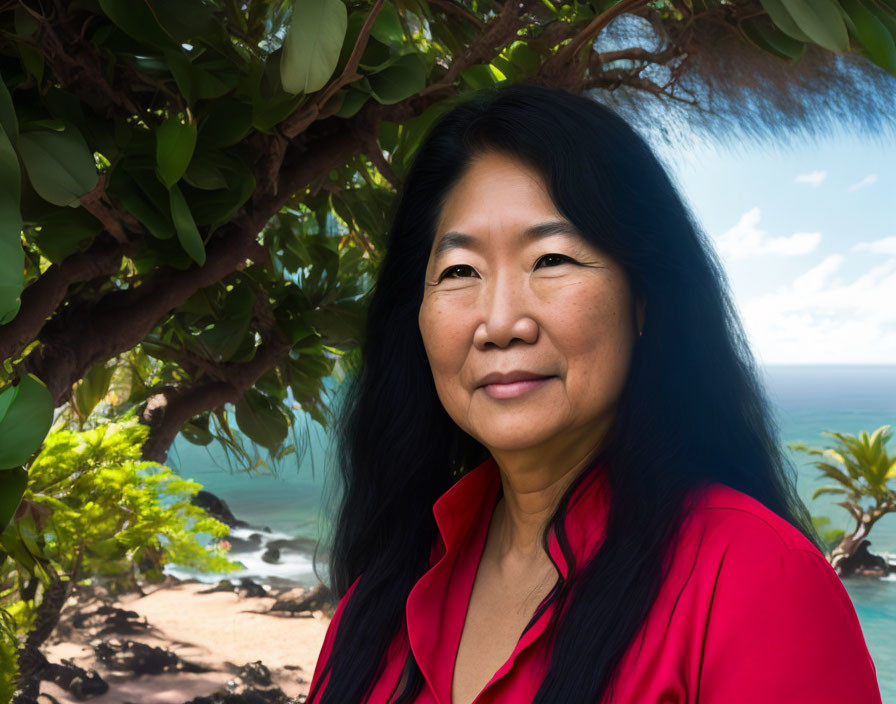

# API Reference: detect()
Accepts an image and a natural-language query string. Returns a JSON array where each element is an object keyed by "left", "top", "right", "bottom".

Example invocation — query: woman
[{"left": 306, "top": 81, "right": 881, "bottom": 704}]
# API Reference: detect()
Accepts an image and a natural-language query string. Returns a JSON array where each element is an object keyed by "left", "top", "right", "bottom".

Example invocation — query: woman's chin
[{"left": 475, "top": 429, "right": 558, "bottom": 454}]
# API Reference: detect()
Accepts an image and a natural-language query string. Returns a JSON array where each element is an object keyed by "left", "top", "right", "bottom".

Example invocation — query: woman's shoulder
[{"left": 682, "top": 481, "right": 825, "bottom": 560}]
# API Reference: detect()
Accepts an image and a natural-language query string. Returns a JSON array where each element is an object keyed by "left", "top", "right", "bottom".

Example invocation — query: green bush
[
  {"left": 0, "top": 610, "right": 17, "bottom": 704},
  {"left": 0, "top": 415, "right": 243, "bottom": 637}
]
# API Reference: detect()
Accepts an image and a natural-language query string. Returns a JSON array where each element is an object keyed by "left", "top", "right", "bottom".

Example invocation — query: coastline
[{"left": 34, "top": 573, "right": 335, "bottom": 704}]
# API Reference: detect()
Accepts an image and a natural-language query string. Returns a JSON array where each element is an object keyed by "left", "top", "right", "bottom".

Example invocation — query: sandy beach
[{"left": 33, "top": 575, "right": 334, "bottom": 704}]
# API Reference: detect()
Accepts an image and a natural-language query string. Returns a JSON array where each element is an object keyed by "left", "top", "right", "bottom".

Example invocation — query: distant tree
[
  {"left": 1, "top": 0, "right": 895, "bottom": 483},
  {"left": 789, "top": 424, "right": 896, "bottom": 577}
]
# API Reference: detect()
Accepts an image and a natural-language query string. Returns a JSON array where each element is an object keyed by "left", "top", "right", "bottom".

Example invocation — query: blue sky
[{"left": 647, "top": 129, "right": 895, "bottom": 365}]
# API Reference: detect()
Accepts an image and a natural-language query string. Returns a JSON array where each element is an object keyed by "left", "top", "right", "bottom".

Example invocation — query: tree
[
  {"left": 789, "top": 424, "right": 896, "bottom": 577},
  {"left": 0, "top": 416, "right": 241, "bottom": 700},
  {"left": 1, "top": 0, "right": 895, "bottom": 500}
]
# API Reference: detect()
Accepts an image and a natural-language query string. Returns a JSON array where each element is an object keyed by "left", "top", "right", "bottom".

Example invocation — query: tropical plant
[
  {"left": 810, "top": 514, "right": 846, "bottom": 554},
  {"left": 0, "top": 415, "right": 242, "bottom": 700},
  {"left": 0, "top": 608, "right": 17, "bottom": 704},
  {"left": 788, "top": 424, "right": 896, "bottom": 576},
  {"left": 1, "top": 0, "right": 895, "bottom": 485}
]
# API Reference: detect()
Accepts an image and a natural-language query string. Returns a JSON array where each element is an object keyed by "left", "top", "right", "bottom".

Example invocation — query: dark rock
[
  {"left": 71, "top": 604, "right": 149, "bottom": 636},
  {"left": 261, "top": 547, "right": 281, "bottom": 564},
  {"left": 239, "top": 577, "right": 269, "bottom": 597},
  {"left": 264, "top": 536, "right": 317, "bottom": 553},
  {"left": 239, "top": 660, "right": 275, "bottom": 685},
  {"left": 841, "top": 540, "right": 888, "bottom": 578},
  {"left": 180, "top": 660, "right": 291, "bottom": 703},
  {"left": 94, "top": 639, "right": 180, "bottom": 674},
  {"left": 190, "top": 490, "right": 250, "bottom": 529},
  {"left": 226, "top": 534, "right": 263, "bottom": 553},
  {"left": 269, "top": 584, "right": 334, "bottom": 615},
  {"left": 198, "top": 579, "right": 237, "bottom": 594}
]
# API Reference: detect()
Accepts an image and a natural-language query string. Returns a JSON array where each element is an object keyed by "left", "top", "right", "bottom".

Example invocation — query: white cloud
[
  {"left": 847, "top": 173, "right": 878, "bottom": 192},
  {"left": 794, "top": 170, "right": 828, "bottom": 187},
  {"left": 735, "top": 254, "right": 896, "bottom": 364},
  {"left": 791, "top": 254, "right": 843, "bottom": 295},
  {"left": 853, "top": 237, "right": 896, "bottom": 256},
  {"left": 713, "top": 207, "right": 821, "bottom": 261}
]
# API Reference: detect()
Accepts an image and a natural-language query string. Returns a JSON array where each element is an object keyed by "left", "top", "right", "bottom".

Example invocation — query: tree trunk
[
  {"left": 831, "top": 513, "right": 887, "bottom": 577},
  {"left": 14, "top": 573, "right": 70, "bottom": 698}
]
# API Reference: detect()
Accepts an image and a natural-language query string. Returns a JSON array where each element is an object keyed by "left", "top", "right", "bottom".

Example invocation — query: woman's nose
[{"left": 472, "top": 272, "right": 539, "bottom": 349}]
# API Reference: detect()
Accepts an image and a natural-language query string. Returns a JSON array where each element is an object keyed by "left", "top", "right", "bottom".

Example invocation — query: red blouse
[{"left": 308, "top": 456, "right": 881, "bottom": 703}]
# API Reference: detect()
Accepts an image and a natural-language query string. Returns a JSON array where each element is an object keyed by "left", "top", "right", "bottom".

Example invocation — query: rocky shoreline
[
  {"left": 25, "top": 572, "right": 338, "bottom": 704},
  {"left": 17, "top": 488, "right": 338, "bottom": 704}
]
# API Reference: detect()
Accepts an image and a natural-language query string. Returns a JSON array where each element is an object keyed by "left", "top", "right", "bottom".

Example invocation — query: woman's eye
[
  {"left": 440, "top": 264, "right": 476, "bottom": 280},
  {"left": 536, "top": 253, "right": 574, "bottom": 268}
]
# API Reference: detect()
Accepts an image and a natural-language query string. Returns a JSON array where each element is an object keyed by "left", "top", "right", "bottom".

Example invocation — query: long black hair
[{"left": 308, "top": 80, "right": 824, "bottom": 704}]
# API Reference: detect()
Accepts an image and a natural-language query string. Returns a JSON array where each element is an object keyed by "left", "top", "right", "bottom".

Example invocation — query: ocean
[{"left": 164, "top": 364, "right": 896, "bottom": 699}]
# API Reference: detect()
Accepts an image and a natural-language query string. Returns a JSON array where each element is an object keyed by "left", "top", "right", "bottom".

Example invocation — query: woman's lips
[{"left": 481, "top": 376, "right": 555, "bottom": 399}]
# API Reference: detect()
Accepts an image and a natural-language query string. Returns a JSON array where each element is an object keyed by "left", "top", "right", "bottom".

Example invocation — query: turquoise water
[{"left": 165, "top": 364, "right": 896, "bottom": 700}]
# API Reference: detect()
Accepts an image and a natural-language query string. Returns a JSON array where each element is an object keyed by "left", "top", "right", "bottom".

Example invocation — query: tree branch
[
  {"left": 280, "top": 0, "right": 388, "bottom": 140},
  {"left": 0, "top": 236, "right": 129, "bottom": 361},
  {"left": 139, "top": 337, "right": 293, "bottom": 463},
  {"left": 21, "top": 128, "right": 359, "bottom": 407}
]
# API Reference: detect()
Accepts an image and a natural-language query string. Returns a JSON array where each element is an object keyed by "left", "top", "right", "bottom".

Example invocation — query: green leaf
[
  {"left": 370, "top": 3, "right": 406, "bottom": 45},
  {"left": 180, "top": 413, "right": 214, "bottom": 446},
  {"left": 145, "top": 0, "right": 217, "bottom": 43},
  {"left": 0, "top": 374, "right": 54, "bottom": 469},
  {"left": 841, "top": 0, "right": 896, "bottom": 75},
  {"left": 98, "top": 0, "right": 164, "bottom": 44},
  {"left": 505, "top": 41, "right": 542, "bottom": 75},
  {"left": 460, "top": 63, "right": 505, "bottom": 91},
  {"left": 163, "top": 49, "right": 196, "bottom": 106},
  {"left": 393, "top": 100, "right": 452, "bottom": 173},
  {"left": 73, "top": 362, "right": 116, "bottom": 420},
  {"left": 280, "top": 0, "right": 348, "bottom": 94},
  {"left": 188, "top": 167, "right": 254, "bottom": 227},
  {"left": 251, "top": 92, "right": 304, "bottom": 132},
  {"left": 0, "top": 467, "right": 27, "bottom": 535},
  {"left": 169, "top": 184, "right": 206, "bottom": 266},
  {"left": 183, "top": 159, "right": 228, "bottom": 190},
  {"left": 30, "top": 207, "right": 103, "bottom": 264},
  {"left": 0, "top": 70, "right": 18, "bottom": 143},
  {"left": 18, "top": 43, "right": 44, "bottom": 85},
  {"left": 197, "top": 99, "right": 253, "bottom": 148},
  {"left": 234, "top": 388, "right": 291, "bottom": 451},
  {"left": 0, "top": 189, "right": 24, "bottom": 325},
  {"left": 304, "top": 299, "right": 366, "bottom": 347},
  {"left": 761, "top": 0, "right": 814, "bottom": 42},
  {"left": 780, "top": 0, "right": 850, "bottom": 52},
  {"left": 156, "top": 112, "right": 197, "bottom": 189},
  {"left": 14, "top": 6, "right": 39, "bottom": 39},
  {"left": 194, "top": 281, "right": 256, "bottom": 361},
  {"left": 368, "top": 53, "right": 427, "bottom": 104},
  {"left": 0, "top": 123, "right": 20, "bottom": 206},
  {"left": 17, "top": 126, "right": 98, "bottom": 207},
  {"left": 108, "top": 166, "right": 176, "bottom": 240},
  {"left": 741, "top": 15, "right": 808, "bottom": 61},
  {"left": 334, "top": 86, "right": 370, "bottom": 118}
]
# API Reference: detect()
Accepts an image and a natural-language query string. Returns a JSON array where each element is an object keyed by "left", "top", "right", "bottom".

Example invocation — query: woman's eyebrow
[{"left": 432, "top": 220, "right": 583, "bottom": 260}]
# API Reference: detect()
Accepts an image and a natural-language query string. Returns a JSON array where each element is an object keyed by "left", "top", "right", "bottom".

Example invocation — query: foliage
[
  {"left": 789, "top": 425, "right": 896, "bottom": 567},
  {"left": 0, "top": 607, "right": 17, "bottom": 704},
  {"left": 0, "top": 415, "right": 242, "bottom": 638},
  {"left": 810, "top": 514, "right": 847, "bottom": 553},
  {"left": 0, "top": 0, "right": 894, "bottom": 487},
  {"left": 0, "top": 374, "right": 54, "bottom": 535},
  {"left": 789, "top": 425, "right": 896, "bottom": 503}
]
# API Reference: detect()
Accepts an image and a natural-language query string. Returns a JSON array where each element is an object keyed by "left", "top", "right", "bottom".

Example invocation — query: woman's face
[{"left": 418, "top": 151, "right": 645, "bottom": 457}]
